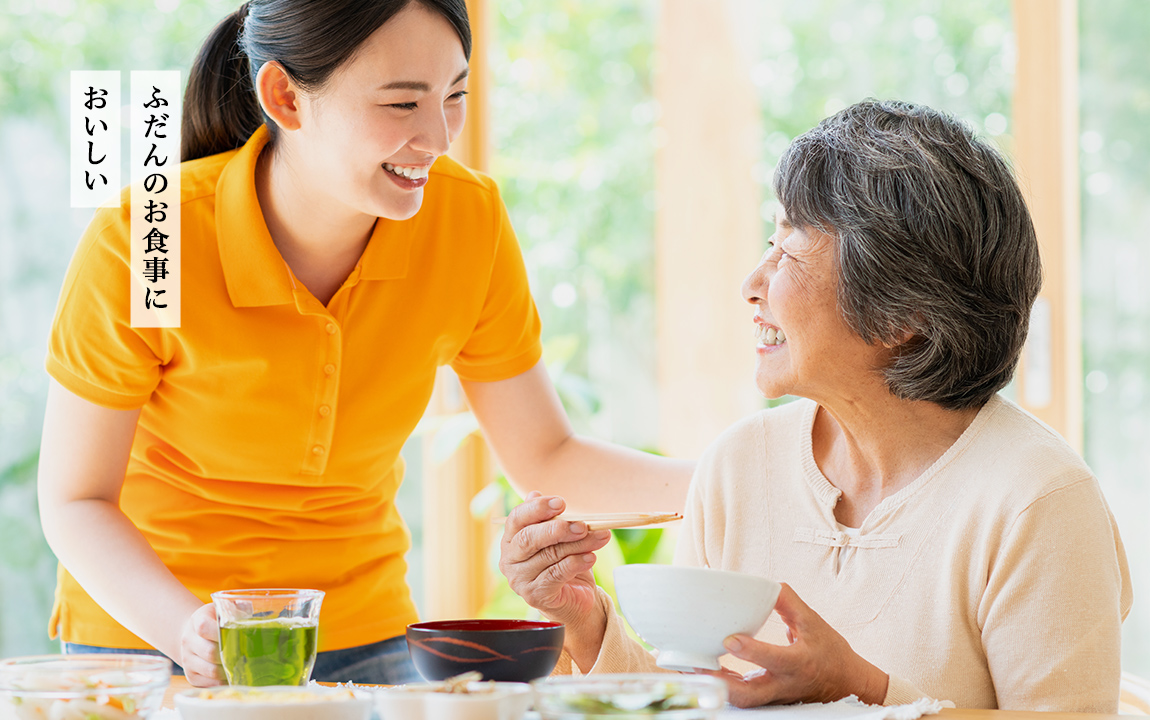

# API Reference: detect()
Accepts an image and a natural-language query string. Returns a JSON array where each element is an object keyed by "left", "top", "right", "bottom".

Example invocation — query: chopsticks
[{"left": 493, "top": 511, "right": 683, "bottom": 531}]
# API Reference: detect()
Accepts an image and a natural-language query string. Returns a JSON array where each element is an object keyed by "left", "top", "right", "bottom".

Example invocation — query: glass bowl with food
[
  {"left": 531, "top": 674, "right": 727, "bottom": 719},
  {"left": 0, "top": 654, "right": 171, "bottom": 719}
]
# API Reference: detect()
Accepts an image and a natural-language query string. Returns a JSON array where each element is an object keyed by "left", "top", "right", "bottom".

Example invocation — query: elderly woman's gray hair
[{"left": 774, "top": 99, "right": 1042, "bottom": 410}]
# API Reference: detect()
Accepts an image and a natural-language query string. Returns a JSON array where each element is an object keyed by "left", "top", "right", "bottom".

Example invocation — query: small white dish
[
  {"left": 175, "top": 684, "right": 372, "bottom": 720},
  {"left": 374, "top": 681, "right": 531, "bottom": 720},
  {"left": 614, "top": 564, "right": 780, "bottom": 672}
]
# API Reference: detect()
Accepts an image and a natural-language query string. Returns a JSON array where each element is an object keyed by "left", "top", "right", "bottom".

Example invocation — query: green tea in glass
[{"left": 212, "top": 589, "right": 324, "bottom": 686}]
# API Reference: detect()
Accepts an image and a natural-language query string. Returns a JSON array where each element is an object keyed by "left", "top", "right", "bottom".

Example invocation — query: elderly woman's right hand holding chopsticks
[{"left": 498, "top": 491, "right": 614, "bottom": 670}]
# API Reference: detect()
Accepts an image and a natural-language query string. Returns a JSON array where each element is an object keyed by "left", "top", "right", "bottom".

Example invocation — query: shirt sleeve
[
  {"left": 978, "top": 475, "right": 1132, "bottom": 712},
  {"left": 550, "top": 586, "right": 669, "bottom": 677},
  {"left": 672, "top": 463, "right": 710, "bottom": 568},
  {"left": 45, "top": 206, "right": 165, "bottom": 409},
  {"left": 449, "top": 182, "right": 543, "bottom": 383},
  {"left": 883, "top": 674, "right": 937, "bottom": 706}
]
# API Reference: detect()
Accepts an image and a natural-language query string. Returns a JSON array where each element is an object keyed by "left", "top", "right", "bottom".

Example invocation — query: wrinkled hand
[
  {"left": 499, "top": 492, "right": 613, "bottom": 626},
  {"left": 180, "top": 603, "right": 224, "bottom": 687},
  {"left": 708, "top": 583, "right": 888, "bottom": 707}
]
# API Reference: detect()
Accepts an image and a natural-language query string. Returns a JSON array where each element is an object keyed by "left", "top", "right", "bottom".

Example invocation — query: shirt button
[
  {"left": 312, "top": 445, "right": 325, "bottom": 456},
  {"left": 318, "top": 405, "right": 331, "bottom": 417},
  {"left": 325, "top": 323, "right": 337, "bottom": 335},
  {"left": 324, "top": 364, "right": 336, "bottom": 375}
]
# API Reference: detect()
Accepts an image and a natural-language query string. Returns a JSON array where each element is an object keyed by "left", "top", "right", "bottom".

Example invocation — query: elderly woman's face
[{"left": 741, "top": 211, "right": 888, "bottom": 402}]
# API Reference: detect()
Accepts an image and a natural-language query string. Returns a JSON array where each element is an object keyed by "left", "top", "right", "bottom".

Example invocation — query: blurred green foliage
[
  {"left": 490, "top": 0, "right": 659, "bottom": 450},
  {"left": 0, "top": 451, "right": 55, "bottom": 656},
  {"left": 490, "top": 0, "right": 1016, "bottom": 424},
  {"left": 2, "top": 0, "right": 238, "bottom": 129},
  {"left": 1079, "top": 0, "right": 1150, "bottom": 678},
  {"left": 491, "top": 0, "right": 658, "bottom": 332},
  {"left": 745, "top": 0, "right": 1015, "bottom": 242}
]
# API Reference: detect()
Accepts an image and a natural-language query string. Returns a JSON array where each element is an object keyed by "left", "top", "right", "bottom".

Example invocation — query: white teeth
[
  {"left": 383, "top": 163, "right": 430, "bottom": 180},
  {"left": 754, "top": 323, "right": 787, "bottom": 346}
]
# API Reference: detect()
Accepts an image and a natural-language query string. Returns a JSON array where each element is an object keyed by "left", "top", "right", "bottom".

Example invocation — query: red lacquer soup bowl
[{"left": 405, "top": 619, "right": 565, "bottom": 682}]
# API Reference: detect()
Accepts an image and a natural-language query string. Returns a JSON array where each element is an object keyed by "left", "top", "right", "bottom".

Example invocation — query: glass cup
[{"left": 211, "top": 588, "right": 324, "bottom": 687}]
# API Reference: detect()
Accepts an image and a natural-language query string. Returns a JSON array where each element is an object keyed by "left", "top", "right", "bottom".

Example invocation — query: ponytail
[
  {"left": 181, "top": 0, "right": 472, "bottom": 163},
  {"left": 181, "top": 2, "right": 263, "bottom": 162}
]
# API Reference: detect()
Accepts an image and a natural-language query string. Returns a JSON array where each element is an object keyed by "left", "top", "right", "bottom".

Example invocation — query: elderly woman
[{"left": 498, "top": 100, "right": 1132, "bottom": 712}]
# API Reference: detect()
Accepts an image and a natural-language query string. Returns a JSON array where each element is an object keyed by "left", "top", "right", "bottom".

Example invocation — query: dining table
[{"left": 160, "top": 676, "right": 1135, "bottom": 719}]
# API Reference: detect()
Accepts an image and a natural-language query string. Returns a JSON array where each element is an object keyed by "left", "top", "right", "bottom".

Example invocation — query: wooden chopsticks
[{"left": 492, "top": 511, "right": 683, "bottom": 531}]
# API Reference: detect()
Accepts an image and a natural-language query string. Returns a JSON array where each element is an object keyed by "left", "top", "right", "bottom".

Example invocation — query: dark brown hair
[
  {"left": 181, "top": 0, "right": 472, "bottom": 162},
  {"left": 774, "top": 99, "right": 1042, "bottom": 410}
]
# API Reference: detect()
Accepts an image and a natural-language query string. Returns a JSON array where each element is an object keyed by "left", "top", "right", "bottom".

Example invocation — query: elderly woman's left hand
[{"left": 711, "top": 583, "right": 889, "bottom": 707}]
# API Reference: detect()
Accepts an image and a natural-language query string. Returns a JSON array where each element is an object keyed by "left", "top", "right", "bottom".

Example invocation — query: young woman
[{"left": 38, "top": 0, "right": 690, "bottom": 687}]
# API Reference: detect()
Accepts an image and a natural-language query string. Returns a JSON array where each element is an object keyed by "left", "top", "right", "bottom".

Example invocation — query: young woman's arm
[
  {"left": 37, "top": 379, "right": 223, "bottom": 686},
  {"left": 461, "top": 360, "right": 694, "bottom": 514}
]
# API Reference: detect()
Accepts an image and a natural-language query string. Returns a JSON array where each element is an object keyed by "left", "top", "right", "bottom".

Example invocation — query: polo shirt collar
[
  {"left": 216, "top": 126, "right": 414, "bottom": 305},
  {"left": 216, "top": 126, "right": 295, "bottom": 308}
]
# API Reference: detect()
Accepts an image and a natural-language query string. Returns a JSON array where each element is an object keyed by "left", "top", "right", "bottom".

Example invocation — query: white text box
[
  {"left": 70, "top": 70, "right": 121, "bottom": 208},
  {"left": 130, "top": 71, "right": 181, "bottom": 328}
]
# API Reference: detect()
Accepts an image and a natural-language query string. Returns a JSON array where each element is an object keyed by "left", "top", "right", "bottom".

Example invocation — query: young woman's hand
[
  {"left": 498, "top": 491, "right": 613, "bottom": 669},
  {"left": 180, "top": 603, "right": 225, "bottom": 687},
  {"left": 706, "top": 583, "right": 889, "bottom": 707}
]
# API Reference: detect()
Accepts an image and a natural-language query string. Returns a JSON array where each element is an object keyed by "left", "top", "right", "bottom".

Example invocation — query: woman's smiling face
[
  {"left": 741, "top": 210, "right": 890, "bottom": 403},
  {"left": 283, "top": 2, "right": 469, "bottom": 221}
]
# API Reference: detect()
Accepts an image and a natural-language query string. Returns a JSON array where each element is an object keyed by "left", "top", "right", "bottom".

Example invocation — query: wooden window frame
[{"left": 1012, "top": 0, "right": 1082, "bottom": 451}]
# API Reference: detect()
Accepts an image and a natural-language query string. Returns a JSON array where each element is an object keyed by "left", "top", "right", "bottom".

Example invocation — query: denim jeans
[
  {"left": 310, "top": 636, "right": 421, "bottom": 685},
  {"left": 61, "top": 643, "right": 184, "bottom": 676},
  {"left": 63, "top": 635, "right": 420, "bottom": 685}
]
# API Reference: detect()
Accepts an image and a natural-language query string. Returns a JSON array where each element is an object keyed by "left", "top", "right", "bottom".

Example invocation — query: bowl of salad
[
  {"left": 0, "top": 654, "right": 171, "bottom": 719},
  {"left": 531, "top": 674, "right": 727, "bottom": 719}
]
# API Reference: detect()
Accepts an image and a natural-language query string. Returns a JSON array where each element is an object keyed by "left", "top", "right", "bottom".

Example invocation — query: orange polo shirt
[{"left": 45, "top": 126, "right": 542, "bottom": 651}]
